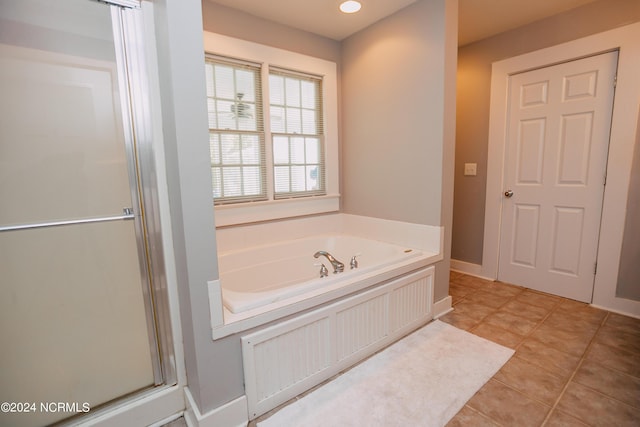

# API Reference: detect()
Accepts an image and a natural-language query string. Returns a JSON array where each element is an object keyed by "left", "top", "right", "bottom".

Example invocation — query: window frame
[{"left": 203, "top": 32, "right": 339, "bottom": 227}]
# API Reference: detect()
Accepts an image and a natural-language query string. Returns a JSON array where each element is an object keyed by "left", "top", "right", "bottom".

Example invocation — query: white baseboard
[
  {"left": 590, "top": 303, "right": 640, "bottom": 320},
  {"left": 148, "top": 412, "right": 185, "bottom": 427},
  {"left": 184, "top": 388, "right": 247, "bottom": 427},
  {"left": 85, "top": 385, "right": 185, "bottom": 427},
  {"left": 433, "top": 295, "right": 453, "bottom": 319},
  {"left": 450, "top": 259, "right": 494, "bottom": 281}
]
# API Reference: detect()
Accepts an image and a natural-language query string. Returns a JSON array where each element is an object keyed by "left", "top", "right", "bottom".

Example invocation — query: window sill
[{"left": 213, "top": 194, "right": 340, "bottom": 227}]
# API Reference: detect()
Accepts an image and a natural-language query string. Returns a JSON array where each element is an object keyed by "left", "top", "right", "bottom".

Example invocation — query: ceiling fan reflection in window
[{"left": 230, "top": 92, "right": 253, "bottom": 119}]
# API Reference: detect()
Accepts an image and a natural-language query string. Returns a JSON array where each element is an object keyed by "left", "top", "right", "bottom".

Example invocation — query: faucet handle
[
  {"left": 315, "top": 263, "right": 329, "bottom": 278},
  {"left": 350, "top": 253, "right": 361, "bottom": 269}
]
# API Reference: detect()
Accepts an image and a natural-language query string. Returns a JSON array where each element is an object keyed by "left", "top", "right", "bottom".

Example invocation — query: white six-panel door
[{"left": 498, "top": 51, "right": 618, "bottom": 302}]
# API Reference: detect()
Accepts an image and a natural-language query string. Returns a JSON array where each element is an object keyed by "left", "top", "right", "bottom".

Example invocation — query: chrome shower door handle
[{"left": 504, "top": 190, "right": 514, "bottom": 198}]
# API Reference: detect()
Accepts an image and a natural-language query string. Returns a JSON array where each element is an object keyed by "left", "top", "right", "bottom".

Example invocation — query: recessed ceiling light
[{"left": 340, "top": 1, "right": 362, "bottom": 14}]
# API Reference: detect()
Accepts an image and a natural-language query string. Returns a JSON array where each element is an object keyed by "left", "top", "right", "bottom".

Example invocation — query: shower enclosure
[{"left": 0, "top": 0, "right": 174, "bottom": 426}]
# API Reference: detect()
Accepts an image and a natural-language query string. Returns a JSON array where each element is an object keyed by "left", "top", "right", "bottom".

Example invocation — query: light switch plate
[{"left": 464, "top": 163, "right": 477, "bottom": 176}]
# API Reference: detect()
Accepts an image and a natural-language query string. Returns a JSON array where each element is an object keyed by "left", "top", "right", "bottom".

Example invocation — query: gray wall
[
  {"left": 341, "top": 0, "right": 457, "bottom": 301},
  {"left": 616, "top": 111, "right": 640, "bottom": 301},
  {"left": 342, "top": 1, "right": 443, "bottom": 225},
  {"left": 452, "top": 0, "right": 640, "bottom": 265}
]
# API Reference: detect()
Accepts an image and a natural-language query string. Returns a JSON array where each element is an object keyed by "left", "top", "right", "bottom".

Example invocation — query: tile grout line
[
  {"left": 467, "top": 290, "right": 560, "bottom": 351},
  {"left": 467, "top": 285, "right": 524, "bottom": 331},
  {"left": 473, "top": 298, "right": 566, "bottom": 426},
  {"left": 459, "top": 404, "right": 508, "bottom": 427},
  {"left": 511, "top": 296, "right": 562, "bottom": 353},
  {"left": 457, "top": 284, "right": 562, "bottom": 426},
  {"left": 460, "top": 282, "right": 606, "bottom": 426},
  {"left": 539, "top": 311, "right": 611, "bottom": 426},
  {"left": 449, "top": 274, "right": 640, "bottom": 426}
]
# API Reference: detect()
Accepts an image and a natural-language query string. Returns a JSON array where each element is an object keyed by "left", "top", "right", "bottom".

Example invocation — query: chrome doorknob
[{"left": 504, "top": 190, "right": 514, "bottom": 198}]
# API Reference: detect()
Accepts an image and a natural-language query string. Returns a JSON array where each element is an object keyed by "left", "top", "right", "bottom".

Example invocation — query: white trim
[
  {"left": 148, "top": 412, "right": 185, "bottom": 427},
  {"left": 591, "top": 304, "right": 640, "bottom": 320},
  {"left": 450, "top": 259, "right": 485, "bottom": 278},
  {"left": 103, "top": 0, "right": 141, "bottom": 8},
  {"left": 214, "top": 194, "right": 339, "bottom": 227},
  {"left": 184, "top": 389, "right": 248, "bottom": 427},
  {"left": 433, "top": 295, "right": 453, "bottom": 318},
  {"left": 82, "top": 385, "right": 185, "bottom": 426},
  {"left": 591, "top": 295, "right": 640, "bottom": 319},
  {"left": 203, "top": 31, "right": 339, "bottom": 226},
  {"left": 482, "top": 23, "right": 640, "bottom": 317}
]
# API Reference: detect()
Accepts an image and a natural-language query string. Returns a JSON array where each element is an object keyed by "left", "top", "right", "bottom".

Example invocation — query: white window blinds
[
  {"left": 205, "top": 56, "right": 266, "bottom": 204},
  {"left": 269, "top": 68, "right": 325, "bottom": 198}
]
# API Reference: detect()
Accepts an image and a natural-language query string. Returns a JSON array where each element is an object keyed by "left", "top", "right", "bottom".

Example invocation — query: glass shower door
[{"left": 0, "top": 1, "right": 162, "bottom": 426}]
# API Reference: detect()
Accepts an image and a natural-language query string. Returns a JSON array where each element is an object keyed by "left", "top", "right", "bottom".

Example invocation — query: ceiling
[{"left": 206, "top": 0, "right": 600, "bottom": 45}]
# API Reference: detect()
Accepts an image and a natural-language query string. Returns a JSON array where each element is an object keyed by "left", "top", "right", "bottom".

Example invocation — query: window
[
  {"left": 205, "top": 57, "right": 265, "bottom": 203},
  {"left": 205, "top": 58, "right": 325, "bottom": 203},
  {"left": 204, "top": 32, "right": 339, "bottom": 226},
  {"left": 270, "top": 69, "right": 324, "bottom": 198}
]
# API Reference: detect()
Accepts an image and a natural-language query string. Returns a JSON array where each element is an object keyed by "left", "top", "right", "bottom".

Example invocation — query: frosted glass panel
[
  {"left": 0, "top": 222, "right": 155, "bottom": 427},
  {"left": 0, "top": 44, "right": 132, "bottom": 226}
]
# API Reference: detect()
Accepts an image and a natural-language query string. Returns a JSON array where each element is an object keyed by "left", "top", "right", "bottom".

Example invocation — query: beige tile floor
[{"left": 443, "top": 271, "right": 640, "bottom": 427}]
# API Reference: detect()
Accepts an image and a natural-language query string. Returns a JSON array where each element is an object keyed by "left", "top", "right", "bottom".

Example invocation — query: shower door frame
[{"left": 109, "top": 0, "right": 178, "bottom": 389}]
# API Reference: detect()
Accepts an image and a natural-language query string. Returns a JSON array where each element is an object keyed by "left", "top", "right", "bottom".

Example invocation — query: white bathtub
[{"left": 219, "top": 234, "right": 423, "bottom": 314}]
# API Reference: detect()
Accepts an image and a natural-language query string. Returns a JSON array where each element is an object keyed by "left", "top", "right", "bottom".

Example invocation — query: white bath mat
[{"left": 257, "top": 320, "right": 514, "bottom": 427}]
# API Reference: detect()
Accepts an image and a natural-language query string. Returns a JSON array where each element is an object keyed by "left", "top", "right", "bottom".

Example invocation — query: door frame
[{"left": 482, "top": 22, "right": 640, "bottom": 316}]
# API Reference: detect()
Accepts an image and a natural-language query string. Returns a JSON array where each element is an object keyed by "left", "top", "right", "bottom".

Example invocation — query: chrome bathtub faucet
[{"left": 313, "top": 251, "right": 345, "bottom": 274}]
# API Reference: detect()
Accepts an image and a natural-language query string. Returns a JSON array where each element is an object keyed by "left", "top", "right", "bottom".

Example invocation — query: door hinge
[
  {"left": 613, "top": 75, "right": 617, "bottom": 88},
  {"left": 594, "top": 262, "right": 598, "bottom": 275},
  {"left": 604, "top": 174, "right": 607, "bottom": 186}
]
